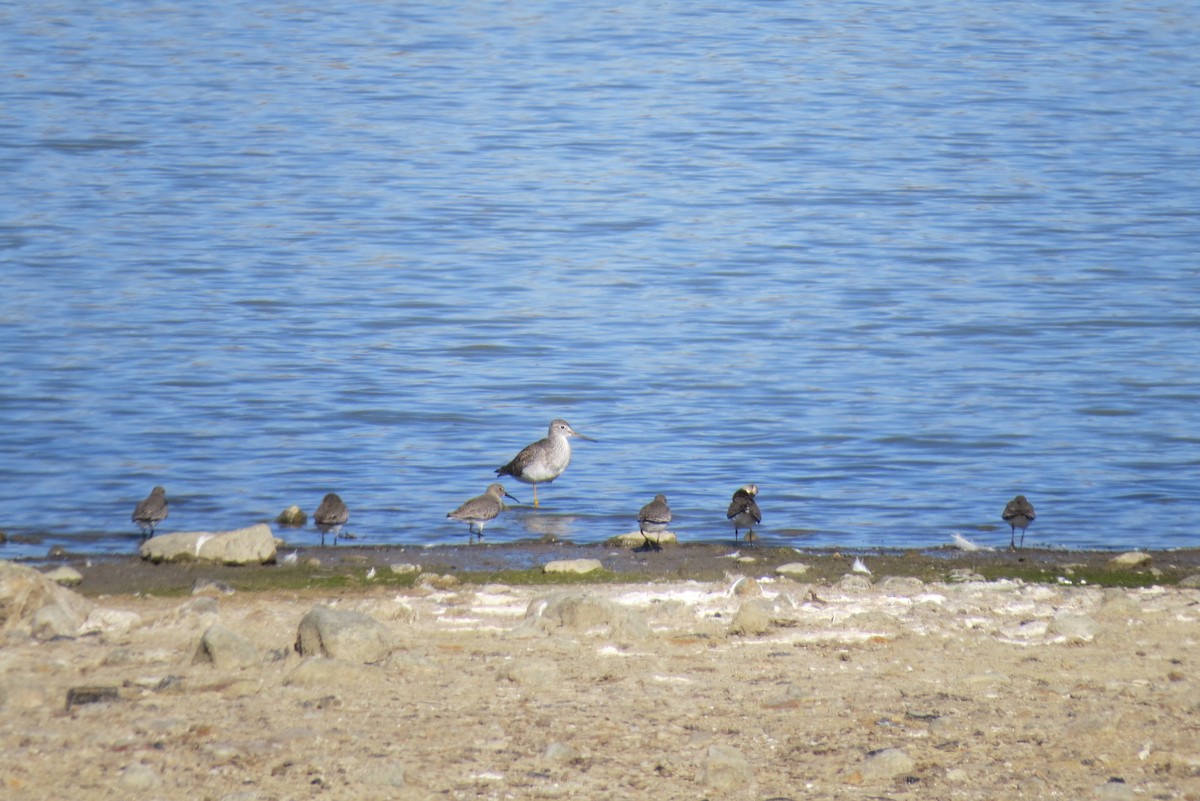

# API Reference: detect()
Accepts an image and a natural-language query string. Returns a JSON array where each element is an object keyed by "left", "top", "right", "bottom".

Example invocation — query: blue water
[{"left": 2, "top": 1, "right": 1199, "bottom": 560}]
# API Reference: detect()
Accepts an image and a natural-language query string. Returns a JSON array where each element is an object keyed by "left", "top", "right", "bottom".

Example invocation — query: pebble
[
  {"left": 729, "top": 599, "right": 773, "bottom": 636},
  {"left": 194, "top": 624, "right": 261, "bottom": 669},
  {"left": 1047, "top": 611, "right": 1099, "bottom": 643},
  {"left": 541, "top": 742, "right": 578, "bottom": 763},
  {"left": 1094, "top": 778, "right": 1136, "bottom": 800},
  {"left": 543, "top": 558, "right": 604, "bottom": 574},
  {"left": 860, "top": 747, "right": 914, "bottom": 780},
  {"left": 1108, "top": 551, "right": 1152, "bottom": 569},
  {"left": 274, "top": 505, "right": 307, "bottom": 526},
  {"left": 119, "top": 762, "right": 163, "bottom": 791},
  {"left": 697, "top": 744, "right": 752, "bottom": 791},
  {"left": 774, "top": 562, "right": 810, "bottom": 577},
  {"left": 730, "top": 576, "right": 762, "bottom": 597},
  {"left": 837, "top": 573, "right": 874, "bottom": 592},
  {"left": 42, "top": 565, "right": 84, "bottom": 586},
  {"left": 390, "top": 563, "right": 420, "bottom": 575}
]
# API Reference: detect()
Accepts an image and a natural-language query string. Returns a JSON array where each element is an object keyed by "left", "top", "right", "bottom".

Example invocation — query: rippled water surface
[{"left": 2, "top": 1, "right": 1198, "bottom": 559}]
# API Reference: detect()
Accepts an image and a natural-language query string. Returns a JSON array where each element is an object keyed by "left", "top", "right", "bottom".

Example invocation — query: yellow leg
[{"left": 533, "top": 484, "right": 539, "bottom": 508}]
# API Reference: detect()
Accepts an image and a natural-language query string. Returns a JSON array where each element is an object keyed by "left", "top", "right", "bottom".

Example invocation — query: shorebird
[
  {"left": 1002, "top": 494, "right": 1036, "bottom": 549},
  {"left": 636, "top": 493, "right": 672, "bottom": 552},
  {"left": 495, "top": 419, "right": 595, "bottom": 507},
  {"left": 726, "top": 484, "right": 761, "bottom": 544},
  {"left": 448, "top": 483, "right": 520, "bottom": 542},
  {"left": 132, "top": 486, "right": 169, "bottom": 538},
  {"left": 314, "top": 492, "right": 349, "bottom": 546}
]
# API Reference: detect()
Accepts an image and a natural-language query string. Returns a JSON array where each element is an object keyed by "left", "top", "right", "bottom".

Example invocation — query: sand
[{"left": 1, "top": 547, "right": 1198, "bottom": 800}]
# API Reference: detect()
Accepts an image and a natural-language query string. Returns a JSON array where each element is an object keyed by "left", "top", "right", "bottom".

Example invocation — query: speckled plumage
[
  {"left": 314, "top": 492, "right": 349, "bottom": 545},
  {"left": 448, "top": 483, "right": 520, "bottom": 541},
  {"left": 636, "top": 493, "right": 672, "bottom": 551},
  {"left": 132, "top": 486, "right": 168, "bottom": 538},
  {"left": 495, "top": 419, "right": 594, "bottom": 507}
]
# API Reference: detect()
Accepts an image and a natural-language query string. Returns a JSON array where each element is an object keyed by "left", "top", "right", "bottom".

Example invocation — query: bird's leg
[
  {"left": 1019, "top": 529, "right": 1025, "bottom": 548},
  {"left": 1010, "top": 527, "right": 1017, "bottom": 550},
  {"left": 533, "top": 484, "right": 539, "bottom": 508}
]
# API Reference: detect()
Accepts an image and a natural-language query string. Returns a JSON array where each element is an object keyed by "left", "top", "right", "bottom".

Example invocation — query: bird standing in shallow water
[
  {"left": 495, "top": 419, "right": 595, "bottom": 507},
  {"left": 132, "top": 486, "right": 169, "bottom": 538},
  {"left": 727, "top": 484, "right": 761, "bottom": 544},
  {"left": 314, "top": 492, "right": 349, "bottom": 546},
  {"left": 1002, "top": 494, "right": 1036, "bottom": 549},
  {"left": 448, "top": 483, "right": 520, "bottom": 542},
  {"left": 637, "top": 493, "right": 672, "bottom": 552}
]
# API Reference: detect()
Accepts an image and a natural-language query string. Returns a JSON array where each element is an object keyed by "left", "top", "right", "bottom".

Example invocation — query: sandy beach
[{"left": 2, "top": 546, "right": 1198, "bottom": 800}]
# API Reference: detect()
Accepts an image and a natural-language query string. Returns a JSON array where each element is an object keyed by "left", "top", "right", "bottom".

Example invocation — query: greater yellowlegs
[
  {"left": 726, "top": 484, "right": 761, "bottom": 543},
  {"left": 495, "top": 419, "right": 594, "bottom": 507},
  {"left": 448, "top": 483, "right": 520, "bottom": 542},
  {"left": 1002, "top": 494, "right": 1036, "bottom": 549},
  {"left": 132, "top": 485, "right": 168, "bottom": 538},
  {"left": 314, "top": 492, "right": 349, "bottom": 545},
  {"left": 637, "top": 493, "right": 671, "bottom": 551}
]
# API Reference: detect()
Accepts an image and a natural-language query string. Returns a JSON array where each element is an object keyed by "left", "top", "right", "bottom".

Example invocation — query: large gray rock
[
  {"left": 295, "top": 605, "right": 396, "bottom": 663},
  {"left": 139, "top": 524, "right": 277, "bottom": 565},
  {"left": 0, "top": 560, "right": 94, "bottom": 639},
  {"left": 194, "top": 624, "right": 261, "bottom": 669}
]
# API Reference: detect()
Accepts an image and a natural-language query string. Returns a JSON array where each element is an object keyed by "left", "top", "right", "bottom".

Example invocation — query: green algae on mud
[{"left": 28, "top": 542, "right": 1200, "bottom": 598}]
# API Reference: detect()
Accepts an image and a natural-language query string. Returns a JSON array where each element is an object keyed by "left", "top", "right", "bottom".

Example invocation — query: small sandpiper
[
  {"left": 448, "top": 483, "right": 520, "bottom": 542},
  {"left": 314, "top": 492, "right": 349, "bottom": 546},
  {"left": 726, "top": 484, "right": 761, "bottom": 544},
  {"left": 636, "top": 493, "right": 672, "bottom": 552},
  {"left": 132, "top": 486, "right": 169, "bottom": 538},
  {"left": 1002, "top": 494, "right": 1036, "bottom": 549},
  {"left": 495, "top": 419, "right": 595, "bottom": 507}
]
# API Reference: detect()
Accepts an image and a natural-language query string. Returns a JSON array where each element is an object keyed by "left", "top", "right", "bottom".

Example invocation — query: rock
[
  {"left": 609, "top": 530, "right": 679, "bottom": 547},
  {"left": 543, "top": 558, "right": 604, "bottom": 574},
  {"left": 542, "top": 742, "right": 578, "bottom": 763},
  {"left": 390, "top": 563, "right": 420, "bottom": 575},
  {"left": 139, "top": 524, "right": 277, "bottom": 565},
  {"left": 731, "top": 576, "right": 762, "bottom": 597},
  {"left": 1179, "top": 573, "right": 1200, "bottom": 588},
  {"left": 697, "top": 744, "right": 752, "bottom": 792},
  {"left": 194, "top": 624, "right": 261, "bottom": 669},
  {"left": 79, "top": 608, "right": 142, "bottom": 638},
  {"left": 42, "top": 565, "right": 83, "bottom": 586},
  {"left": 119, "top": 762, "right": 162, "bottom": 792},
  {"left": 837, "top": 573, "right": 874, "bottom": 592},
  {"left": 775, "top": 562, "right": 811, "bottom": 577},
  {"left": 519, "top": 592, "right": 648, "bottom": 641},
  {"left": 1094, "top": 778, "right": 1136, "bottom": 800},
  {"left": 360, "top": 762, "right": 406, "bottom": 788},
  {"left": 729, "top": 599, "right": 773, "bottom": 636},
  {"left": 295, "top": 605, "right": 396, "bottom": 663},
  {"left": 861, "top": 747, "right": 914, "bottom": 780},
  {"left": 879, "top": 576, "right": 925, "bottom": 595},
  {"left": 1108, "top": 552, "right": 1151, "bottom": 569},
  {"left": 0, "top": 560, "right": 94, "bottom": 638},
  {"left": 1047, "top": 611, "right": 1098, "bottom": 642},
  {"left": 275, "top": 505, "right": 307, "bottom": 527},
  {"left": 32, "top": 603, "right": 83, "bottom": 639}
]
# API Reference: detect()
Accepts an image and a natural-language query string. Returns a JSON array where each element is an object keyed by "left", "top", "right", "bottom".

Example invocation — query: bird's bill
[
  {"left": 504, "top": 491, "right": 521, "bottom": 503},
  {"left": 569, "top": 429, "right": 597, "bottom": 441}
]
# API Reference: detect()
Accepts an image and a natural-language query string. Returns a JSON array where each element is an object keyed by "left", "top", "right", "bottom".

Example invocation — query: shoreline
[{"left": 26, "top": 541, "right": 1200, "bottom": 597}]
